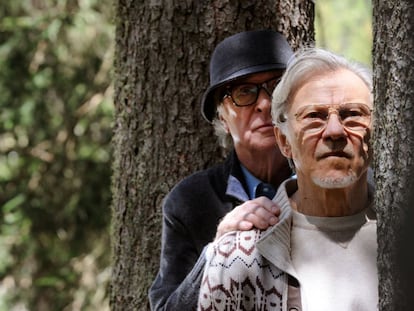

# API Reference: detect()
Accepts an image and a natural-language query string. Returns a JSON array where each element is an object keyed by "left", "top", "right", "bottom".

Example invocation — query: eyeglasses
[
  {"left": 223, "top": 76, "right": 281, "bottom": 107},
  {"left": 293, "top": 103, "right": 373, "bottom": 133}
]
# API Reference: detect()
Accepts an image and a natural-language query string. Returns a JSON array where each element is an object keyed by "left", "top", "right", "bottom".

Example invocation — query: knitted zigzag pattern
[{"left": 198, "top": 230, "right": 286, "bottom": 311}]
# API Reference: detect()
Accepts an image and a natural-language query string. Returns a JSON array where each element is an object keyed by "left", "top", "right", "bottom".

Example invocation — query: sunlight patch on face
[
  {"left": 225, "top": 106, "right": 240, "bottom": 144},
  {"left": 231, "top": 133, "right": 241, "bottom": 145},
  {"left": 227, "top": 107, "right": 238, "bottom": 118}
]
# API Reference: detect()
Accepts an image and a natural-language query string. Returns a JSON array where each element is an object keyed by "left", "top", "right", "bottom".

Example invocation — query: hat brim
[{"left": 201, "top": 63, "right": 286, "bottom": 123}]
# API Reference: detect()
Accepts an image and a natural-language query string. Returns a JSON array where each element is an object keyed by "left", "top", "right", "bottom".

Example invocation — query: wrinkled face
[
  {"left": 219, "top": 71, "right": 284, "bottom": 154},
  {"left": 274, "top": 69, "right": 373, "bottom": 188}
]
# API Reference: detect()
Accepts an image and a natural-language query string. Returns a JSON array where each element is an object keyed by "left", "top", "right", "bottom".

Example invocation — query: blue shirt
[{"left": 240, "top": 165, "right": 262, "bottom": 199}]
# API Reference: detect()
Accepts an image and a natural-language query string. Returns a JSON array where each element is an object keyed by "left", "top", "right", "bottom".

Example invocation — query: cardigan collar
[
  {"left": 256, "top": 178, "right": 297, "bottom": 278},
  {"left": 256, "top": 177, "right": 376, "bottom": 279}
]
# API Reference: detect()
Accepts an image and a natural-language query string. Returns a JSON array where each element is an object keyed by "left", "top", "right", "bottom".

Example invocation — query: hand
[{"left": 215, "top": 197, "right": 280, "bottom": 240}]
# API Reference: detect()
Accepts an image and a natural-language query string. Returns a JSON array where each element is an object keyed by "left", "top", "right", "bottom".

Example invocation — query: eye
[
  {"left": 233, "top": 84, "right": 257, "bottom": 97},
  {"left": 303, "top": 110, "right": 328, "bottom": 120},
  {"left": 339, "top": 108, "right": 364, "bottom": 120}
]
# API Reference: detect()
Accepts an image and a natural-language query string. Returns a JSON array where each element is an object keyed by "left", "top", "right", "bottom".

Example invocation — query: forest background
[{"left": 0, "top": 0, "right": 372, "bottom": 310}]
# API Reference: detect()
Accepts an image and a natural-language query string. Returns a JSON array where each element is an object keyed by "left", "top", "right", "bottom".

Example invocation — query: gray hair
[
  {"left": 271, "top": 48, "right": 373, "bottom": 133},
  {"left": 212, "top": 104, "right": 233, "bottom": 151}
]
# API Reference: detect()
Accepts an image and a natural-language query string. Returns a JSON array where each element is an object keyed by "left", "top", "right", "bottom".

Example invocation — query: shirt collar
[{"left": 240, "top": 164, "right": 262, "bottom": 199}]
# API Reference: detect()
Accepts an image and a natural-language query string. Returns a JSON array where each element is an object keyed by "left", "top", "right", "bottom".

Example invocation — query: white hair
[{"left": 271, "top": 48, "right": 373, "bottom": 134}]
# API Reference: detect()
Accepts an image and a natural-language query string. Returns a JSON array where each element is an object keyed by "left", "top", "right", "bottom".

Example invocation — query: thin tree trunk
[
  {"left": 110, "top": 1, "right": 314, "bottom": 310},
  {"left": 373, "top": 1, "right": 414, "bottom": 310}
]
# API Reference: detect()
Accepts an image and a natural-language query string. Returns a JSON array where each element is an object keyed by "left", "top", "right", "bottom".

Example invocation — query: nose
[
  {"left": 255, "top": 88, "right": 272, "bottom": 113},
  {"left": 322, "top": 113, "right": 346, "bottom": 140}
]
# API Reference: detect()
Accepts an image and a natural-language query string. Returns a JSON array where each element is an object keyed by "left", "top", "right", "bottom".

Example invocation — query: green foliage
[
  {"left": 0, "top": 0, "right": 373, "bottom": 309},
  {"left": 315, "top": 0, "right": 373, "bottom": 66},
  {"left": 0, "top": 0, "right": 114, "bottom": 309}
]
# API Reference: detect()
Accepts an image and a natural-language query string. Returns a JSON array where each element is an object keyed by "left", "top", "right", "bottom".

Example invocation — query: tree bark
[
  {"left": 110, "top": 1, "right": 314, "bottom": 310},
  {"left": 373, "top": 1, "right": 414, "bottom": 310}
]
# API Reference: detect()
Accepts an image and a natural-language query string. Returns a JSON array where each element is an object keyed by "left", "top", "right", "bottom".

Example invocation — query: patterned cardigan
[{"left": 197, "top": 179, "right": 298, "bottom": 311}]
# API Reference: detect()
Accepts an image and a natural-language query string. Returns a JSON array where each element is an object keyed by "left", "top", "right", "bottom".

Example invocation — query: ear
[{"left": 274, "top": 126, "right": 292, "bottom": 158}]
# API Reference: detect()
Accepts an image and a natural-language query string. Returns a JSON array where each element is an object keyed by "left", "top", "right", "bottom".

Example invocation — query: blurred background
[
  {"left": 0, "top": 0, "right": 371, "bottom": 310},
  {"left": 316, "top": 0, "right": 372, "bottom": 66},
  {"left": 0, "top": 0, "right": 113, "bottom": 310}
]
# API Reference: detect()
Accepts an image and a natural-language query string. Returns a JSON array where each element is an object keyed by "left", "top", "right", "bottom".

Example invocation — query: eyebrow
[{"left": 295, "top": 102, "right": 371, "bottom": 107}]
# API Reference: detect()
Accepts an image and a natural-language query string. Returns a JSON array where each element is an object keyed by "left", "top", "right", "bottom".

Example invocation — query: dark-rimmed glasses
[
  {"left": 293, "top": 103, "right": 373, "bottom": 133},
  {"left": 223, "top": 76, "right": 281, "bottom": 107}
]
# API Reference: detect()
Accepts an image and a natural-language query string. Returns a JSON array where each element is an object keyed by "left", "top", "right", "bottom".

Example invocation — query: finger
[
  {"left": 242, "top": 211, "right": 278, "bottom": 229},
  {"left": 215, "top": 199, "right": 280, "bottom": 238},
  {"left": 250, "top": 205, "right": 280, "bottom": 222},
  {"left": 253, "top": 197, "right": 280, "bottom": 215},
  {"left": 237, "top": 220, "right": 254, "bottom": 231},
  {"left": 242, "top": 201, "right": 279, "bottom": 221}
]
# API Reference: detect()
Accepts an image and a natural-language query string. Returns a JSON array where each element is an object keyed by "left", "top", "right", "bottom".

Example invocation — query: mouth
[
  {"left": 255, "top": 123, "right": 274, "bottom": 131},
  {"left": 319, "top": 151, "right": 352, "bottom": 159}
]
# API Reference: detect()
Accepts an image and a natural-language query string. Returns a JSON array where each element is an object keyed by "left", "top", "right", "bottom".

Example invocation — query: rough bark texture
[
  {"left": 373, "top": 1, "right": 414, "bottom": 310},
  {"left": 110, "top": 1, "right": 314, "bottom": 310}
]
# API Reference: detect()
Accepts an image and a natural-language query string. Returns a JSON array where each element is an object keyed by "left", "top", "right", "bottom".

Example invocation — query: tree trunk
[
  {"left": 110, "top": 1, "right": 314, "bottom": 310},
  {"left": 373, "top": 1, "right": 414, "bottom": 310}
]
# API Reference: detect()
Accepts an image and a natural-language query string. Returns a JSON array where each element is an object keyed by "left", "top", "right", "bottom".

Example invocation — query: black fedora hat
[{"left": 201, "top": 29, "right": 293, "bottom": 123}]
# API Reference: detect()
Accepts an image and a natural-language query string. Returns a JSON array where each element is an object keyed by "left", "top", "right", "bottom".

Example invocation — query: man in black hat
[{"left": 149, "top": 29, "right": 294, "bottom": 310}]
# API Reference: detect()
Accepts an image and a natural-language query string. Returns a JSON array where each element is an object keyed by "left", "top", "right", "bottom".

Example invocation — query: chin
[{"left": 312, "top": 172, "right": 358, "bottom": 189}]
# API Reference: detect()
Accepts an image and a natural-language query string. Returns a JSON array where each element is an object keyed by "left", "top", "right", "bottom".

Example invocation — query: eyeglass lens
[
  {"left": 294, "top": 103, "right": 372, "bottom": 132},
  {"left": 230, "top": 77, "right": 280, "bottom": 107}
]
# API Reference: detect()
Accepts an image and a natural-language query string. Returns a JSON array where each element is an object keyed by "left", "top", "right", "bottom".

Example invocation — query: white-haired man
[{"left": 198, "top": 48, "right": 377, "bottom": 311}]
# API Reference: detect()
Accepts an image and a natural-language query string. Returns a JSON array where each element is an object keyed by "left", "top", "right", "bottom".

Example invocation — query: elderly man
[
  {"left": 198, "top": 48, "right": 377, "bottom": 311},
  {"left": 149, "top": 30, "right": 294, "bottom": 310}
]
